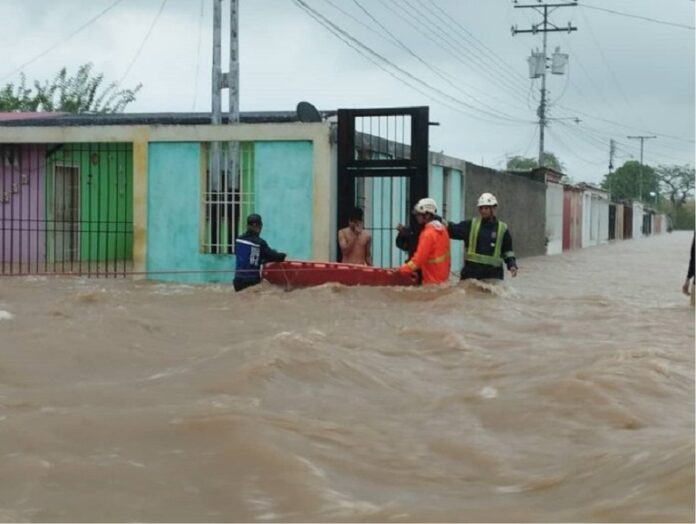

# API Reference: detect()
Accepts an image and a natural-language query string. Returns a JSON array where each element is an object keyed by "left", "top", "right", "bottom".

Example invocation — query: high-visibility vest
[{"left": 465, "top": 218, "right": 512, "bottom": 267}]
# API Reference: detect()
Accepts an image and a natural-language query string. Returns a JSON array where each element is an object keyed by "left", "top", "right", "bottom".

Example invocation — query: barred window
[{"left": 202, "top": 142, "right": 254, "bottom": 254}]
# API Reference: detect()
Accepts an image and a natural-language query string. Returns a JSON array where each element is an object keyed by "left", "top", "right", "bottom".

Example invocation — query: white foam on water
[
  {"left": 0, "top": 311, "right": 14, "bottom": 321},
  {"left": 480, "top": 386, "right": 498, "bottom": 399}
]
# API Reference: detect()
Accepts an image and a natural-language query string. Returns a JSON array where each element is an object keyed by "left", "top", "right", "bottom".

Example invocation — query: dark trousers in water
[{"left": 233, "top": 278, "right": 260, "bottom": 292}]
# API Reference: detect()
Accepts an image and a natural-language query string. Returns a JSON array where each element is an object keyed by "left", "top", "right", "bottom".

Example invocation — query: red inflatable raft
[{"left": 261, "top": 260, "right": 415, "bottom": 288}]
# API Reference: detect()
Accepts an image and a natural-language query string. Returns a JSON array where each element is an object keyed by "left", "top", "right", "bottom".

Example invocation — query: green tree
[
  {"left": 600, "top": 160, "right": 659, "bottom": 202},
  {"left": 655, "top": 164, "right": 695, "bottom": 229},
  {"left": 0, "top": 63, "right": 141, "bottom": 113},
  {"left": 506, "top": 152, "right": 565, "bottom": 172}
]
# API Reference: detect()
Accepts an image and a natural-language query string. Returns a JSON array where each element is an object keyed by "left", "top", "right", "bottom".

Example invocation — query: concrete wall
[
  {"left": 146, "top": 142, "right": 231, "bottom": 283},
  {"left": 464, "top": 163, "right": 546, "bottom": 257},
  {"left": 581, "top": 190, "right": 609, "bottom": 248},
  {"left": 446, "top": 167, "right": 464, "bottom": 272},
  {"left": 146, "top": 141, "right": 316, "bottom": 283},
  {"left": 545, "top": 182, "right": 564, "bottom": 255},
  {"left": 633, "top": 202, "right": 645, "bottom": 239},
  {"left": 254, "top": 141, "right": 314, "bottom": 261},
  {"left": 1, "top": 145, "right": 44, "bottom": 263}
]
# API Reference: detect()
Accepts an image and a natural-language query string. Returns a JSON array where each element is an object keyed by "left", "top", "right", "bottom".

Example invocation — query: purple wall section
[{"left": 1, "top": 146, "right": 45, "bottom": 264}]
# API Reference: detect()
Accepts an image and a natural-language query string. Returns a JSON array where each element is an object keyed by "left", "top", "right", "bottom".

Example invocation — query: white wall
[
  {"left": 546, "top": 182, "right": 564, "bottom": 255},
  {"left": 632, "top": 202, "right": 644, "bottom": 239},
  {"left": 581, "top": 189, "right": 609, "bottom": 248}
]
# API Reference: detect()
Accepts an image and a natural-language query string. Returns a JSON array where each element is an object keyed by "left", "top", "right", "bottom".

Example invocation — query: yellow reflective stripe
[
  {"left": 467, "top": 218, "right": 480, "bottom": 255},
  {"left": 427, "top": 250, "right": 450, "bottom": 264},
  {"left": 465, "top": 253, "right": 504, "bottom": 267},
  {"left": 406, "top": 260, "right": 419, "bottom": 271},
  {"left": 492, "top": 221, "right": 507, "bottom": 259},
  {"left": 503, "top": 250, "right": 515, "bottom": 258}
]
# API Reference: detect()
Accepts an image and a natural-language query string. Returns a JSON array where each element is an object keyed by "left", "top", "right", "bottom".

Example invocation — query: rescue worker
[
  {"left": 397, "top": 198, "right": 451, "bottom": 285},
  {"left": 233, "top": 213, "right": 287, "bottom": 292},
  {"left": 447, "top": 192, "right": 518, "bottom": 281},
  {"left": 395, "top": 210, "right": 444, "bottom": 258}
]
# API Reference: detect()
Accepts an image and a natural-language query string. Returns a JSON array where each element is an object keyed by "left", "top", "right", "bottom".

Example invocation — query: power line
[
  {"left": 321, "top": 0, "right": 530, "bottom": 113},
  {"left": 118, "top": 0, "right": 169, "bottom": 86},
  {"left": 581, "top": 3, "right": 695, "bottom": 31},
  {"left": 579, "top": 7, "right": 647, "bottom": 130},
  {"left": 292, "top": 0, "right": 534, "bottom": 126},
  {"left": 422, "top": 0, "right": 530, "bottom": 85},
  {"left": 378, "top": 0, "right": 533, "bottom": 106},
  {"left": 348, "top": 0, "right": 530, "bottom": 123},
  {"left": 0, "top": 0, "right": 126, "bottom": 82}
]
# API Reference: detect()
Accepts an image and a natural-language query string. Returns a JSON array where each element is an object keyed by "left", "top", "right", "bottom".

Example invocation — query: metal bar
[
  {"left": 106, "top": 145, "right": 112, "bottom": 277},
  {"left": 95, "top": 147, "right": 100, "bottom": 277},
  {"left": 514, "top": 2, "right": 578, "bottom": 8},
  {"left": 339, "top": 106, "right": 428, "bottom": 117},
  {"left": 1, "top": 146, "right": 5, "bottom": 275},
  {"left": 9, "top": 147, "right": 15, "bottom": 273}
]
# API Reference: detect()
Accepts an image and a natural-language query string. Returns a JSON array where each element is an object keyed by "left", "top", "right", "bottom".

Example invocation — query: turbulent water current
[{"left": 0, "top": 231, "right": 694, "bottom": 522}]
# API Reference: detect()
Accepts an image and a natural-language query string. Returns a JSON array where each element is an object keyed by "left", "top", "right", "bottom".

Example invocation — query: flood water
[{"left": 0, "top": 231, "right": 694, "bottom": 522}]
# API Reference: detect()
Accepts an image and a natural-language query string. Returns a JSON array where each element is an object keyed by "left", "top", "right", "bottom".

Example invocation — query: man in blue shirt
[{"left": 233, "top": 214, "right": 286, "bottom": 292}]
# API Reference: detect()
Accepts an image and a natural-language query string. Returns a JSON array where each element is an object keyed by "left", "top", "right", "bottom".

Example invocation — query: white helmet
[
  {"left": 477, "top": 192, "right": 498, "bottom": 207},
  {"left": 413, "top": 197, "right": 438, "bottom": 215}
]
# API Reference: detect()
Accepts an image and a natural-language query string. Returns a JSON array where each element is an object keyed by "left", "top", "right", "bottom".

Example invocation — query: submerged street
[{"left": 0, "top": 232, "right": 693, "bottom": 522}]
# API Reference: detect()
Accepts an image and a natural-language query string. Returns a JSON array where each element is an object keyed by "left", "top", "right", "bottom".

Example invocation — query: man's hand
[
  {"left": 509, "top": 266, "right": 518, "bottom": 278},
  {"left": 683, "top": 278, "right": 691, "bottom": 295},
  {"left": 396, "top": 223, "right": 407, "bottom": 234}
]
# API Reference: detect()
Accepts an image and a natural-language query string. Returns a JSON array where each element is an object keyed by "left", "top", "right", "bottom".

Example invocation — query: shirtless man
[{"left": 338, "top": 207, "right": 372, "bottom": 266}]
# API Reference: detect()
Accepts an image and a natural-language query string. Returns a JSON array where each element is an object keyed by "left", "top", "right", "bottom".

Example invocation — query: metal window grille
[
  {"left": 442, "top": 168, "right": 450, "bottom": 220},
  {"left": 202, "top": 141, "right": 254, "bottom": 254}
]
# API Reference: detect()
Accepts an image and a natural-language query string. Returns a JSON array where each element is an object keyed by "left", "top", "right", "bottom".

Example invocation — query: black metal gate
[
  {"left": 0, "top": 143, "right": 134, "bottom": 277},
  {"left": 336, "top": 106, "right": 430, "bottom": 267}
]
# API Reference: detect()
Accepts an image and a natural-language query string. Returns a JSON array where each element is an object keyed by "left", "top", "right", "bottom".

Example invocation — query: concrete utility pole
[
  {"left": 212, "top": 0, "right": 240, "bottom": 198},
  {"left": 512, "top": 1, "right": 578, "bottom": 167},
  {"left": 627, "top": 135, "right": 657, "bottom": 202}
]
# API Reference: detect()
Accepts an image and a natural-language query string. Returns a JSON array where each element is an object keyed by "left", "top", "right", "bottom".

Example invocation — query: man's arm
[
  {"left": 447, "top": 220, "right": 470, "bottom": 243},
  {"left": 338, "top": 228, "right": 359, "bottom": 257},
  {"left": 399, "top": 229, "right": 434, "bottom": 273},
  {"left": 260, "top": 239, "right": 286, "bottom": 263},
  {"left": 502, "top": 229, "right": 518, "bottom": 276},
  {"left": 365, "top": 234, "right": 373, "bottom": 266}
]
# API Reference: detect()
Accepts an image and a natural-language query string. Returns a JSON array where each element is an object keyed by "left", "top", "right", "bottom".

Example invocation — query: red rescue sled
[{"left": 262, "top": 260, "right": 415, "bottom": 288}]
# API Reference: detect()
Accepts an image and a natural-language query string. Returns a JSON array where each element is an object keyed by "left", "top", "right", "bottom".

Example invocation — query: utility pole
[
  {"left": 512, "top": 1, "right": 577, "bottom": 167},
  {"left": 608, "top": 138, "right": 616, "bottom": 197},
  {"left": 609, "top": 139, "right": 616, "bottom": 174},
  {"left": 626, "top": 135, "right": 656, "bottom": 202},
  {"left": 211, "top": 0, "right": 240, "bottom": 249}
]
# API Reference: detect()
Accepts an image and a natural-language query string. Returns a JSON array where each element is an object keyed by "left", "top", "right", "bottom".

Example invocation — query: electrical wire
[
  {"left": 118, "top": 0, "right": 169, "bottom": 86},
  {"left": 292, "top": 0, "right": 534, "bottom": 126},
  {"left": 0, "top": 0, "right": 126, "bottom": 82},
  {"left": 581, "top": 3, "right": 695, "bottom": 31},
  {"left": 377, "top": 0, "right": 533, "bottom": 106},
  {"left": 348, "top": 0, "right": 530, "bottom": 123}
]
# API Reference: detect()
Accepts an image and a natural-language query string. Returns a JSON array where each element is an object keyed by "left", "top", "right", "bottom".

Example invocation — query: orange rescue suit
[{"left": 398, "top": 220, "right": 451, "bottom": 284}]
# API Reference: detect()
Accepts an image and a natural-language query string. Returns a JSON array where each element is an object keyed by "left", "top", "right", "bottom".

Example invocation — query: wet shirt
[{"left": 234, "top": 230, "right": 286, "bottom": 290}]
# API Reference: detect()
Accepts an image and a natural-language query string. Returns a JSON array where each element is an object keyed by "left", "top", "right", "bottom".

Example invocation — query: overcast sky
[{"left": 1, "top": 0, "right": 694, "bottom": 184}]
